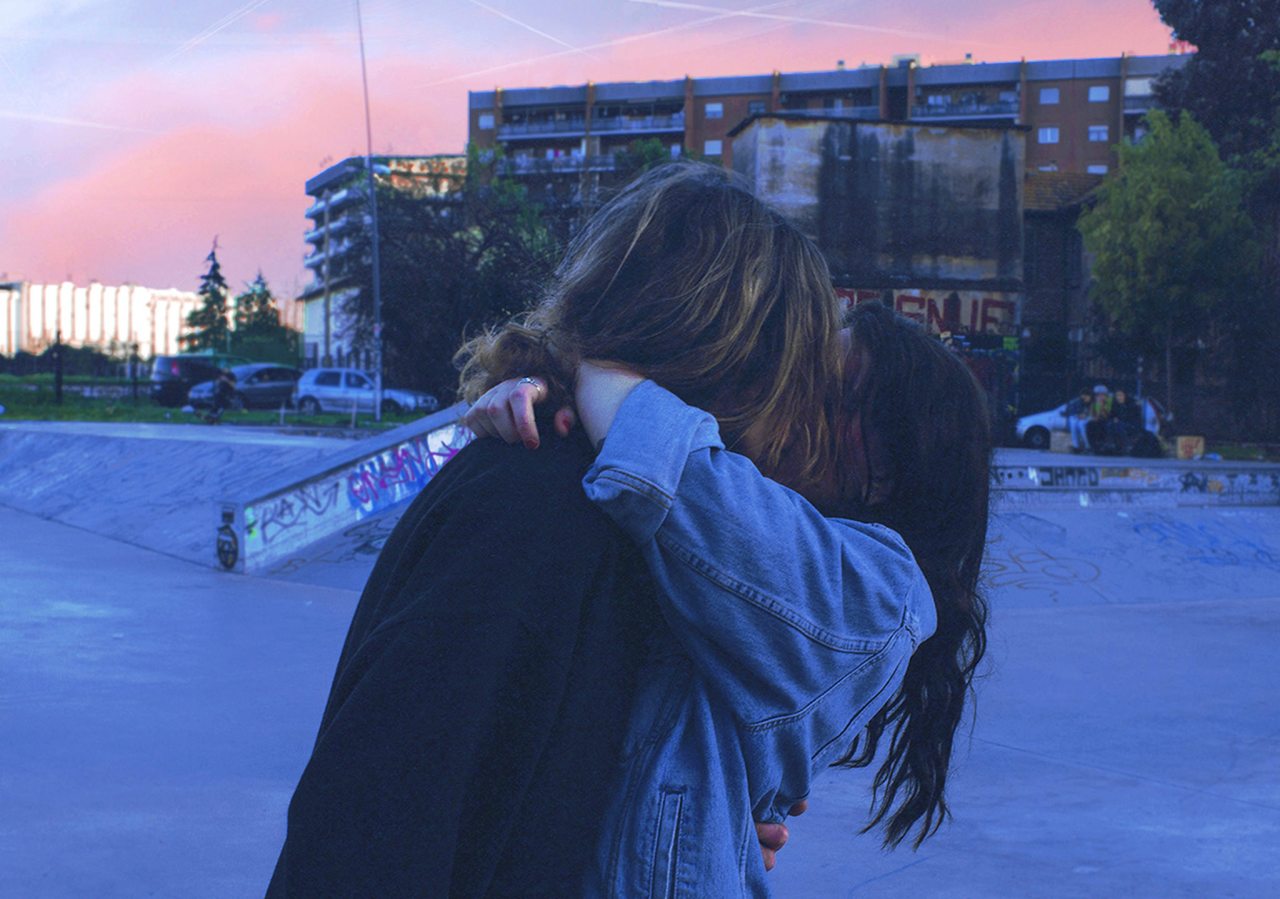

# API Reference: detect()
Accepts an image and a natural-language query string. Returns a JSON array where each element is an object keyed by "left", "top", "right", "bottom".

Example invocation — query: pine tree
[
  {"left": 182, "top": 243, "right": 232, "bottom": 352},
  {"left": 233, "top": 272, "right": 281, "bottom": 335}
]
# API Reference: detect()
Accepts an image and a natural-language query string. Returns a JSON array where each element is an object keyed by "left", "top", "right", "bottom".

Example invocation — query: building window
[
  {"left": 670, "top": 143, "right": 682, "bottom": 158},
  {"left": 705, "top": 101, "right": 724, "bottom": 119},
  {"left": 748, "top": 100, "right": 766, "bottom": 116},
  {"left": 1038, "top": 127, "right": 1059, "bottom": 144},
  {"left": 1038, "top": 163, "right": 1059, "bottom": 172},
  {"left": 704, "top": 139, "right": 723, "bottom": 156},
  {"left": 1088, "top": 125, "right": 1109, "bottom": 142},
  {"left": 1087, "top": 164, "right": 1109, "bottom": 175},
  {"left": 1039, "top": 87, "right": 1059, "bottom": 105},
  {"left": 1125, "top": 77, "right": 1154, "bottom": 97},
  {"left": 478, "top": 112, "right": 495, "bottom": 130},
  {"left": 1088, "top": 85, "right": 1110, "bottom": 102}
]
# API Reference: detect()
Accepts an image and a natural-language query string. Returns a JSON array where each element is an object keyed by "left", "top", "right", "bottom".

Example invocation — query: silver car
[{"left": 293, "top": 368, "right": 440, "bottom": 416}]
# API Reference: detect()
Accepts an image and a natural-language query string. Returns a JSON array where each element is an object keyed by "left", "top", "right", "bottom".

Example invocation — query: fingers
[
  {"left": 756, "top": 819, "right": 786, "bottom": 872},
  {"left": 553, "top": 406, "right": 577, "bottom": 438},
  {"left": 512, "top": 378, "right": 544, "bottom": 449},
  {"left": 462, "top": 378, "right": 548, "bottom": 447},
  {"left": 788, "top": 799, "right": 809, "bottom": 817}
]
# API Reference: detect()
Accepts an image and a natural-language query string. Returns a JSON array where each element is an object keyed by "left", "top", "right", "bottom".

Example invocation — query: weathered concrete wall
[
  {"left": 733, "top": 117, "right": 1025, "bottom": 290},
  {"left": 219, "top": 405, "right": 470, "bottom": 573},
  {"left": 993, "top": 459, "right": 1280, "bottom": 508}
]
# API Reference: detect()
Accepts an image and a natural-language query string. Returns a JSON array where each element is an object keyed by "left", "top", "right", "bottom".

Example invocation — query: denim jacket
[{"left": 581, "top": 381, "right": 937, "bottom": 897}]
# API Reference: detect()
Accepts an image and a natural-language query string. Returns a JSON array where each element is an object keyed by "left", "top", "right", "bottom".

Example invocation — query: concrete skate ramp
[
  {"left": 260, "top": 452, "right": 1280, "bottom": 601},
  {"left": 986, "top": 506, "right": 1280, "bottom": 607},
  {"left": 0, "top": 421, "right": 351, "bottom": 565},
  {"left": 219, "top": 405, "right": 469, "bottom": 574}
]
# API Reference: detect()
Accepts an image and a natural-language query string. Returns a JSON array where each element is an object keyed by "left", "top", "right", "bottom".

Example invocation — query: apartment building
[
  {"left": 468, "top": 53, "right": 1187, "bottom": 186},
  {"left": 0, "top": 280, "right": 202, "bottom": 360},
  {"left": 301, "top": 154, "right": 466, "bottom": 367}
]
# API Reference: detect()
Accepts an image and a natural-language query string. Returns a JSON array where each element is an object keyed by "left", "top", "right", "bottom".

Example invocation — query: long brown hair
[
  {"left": 834, "top": 301, "right": 992, "bottom": 849},
  {"left": 456, "top": 161, "right": 843, "bottom": 482}
]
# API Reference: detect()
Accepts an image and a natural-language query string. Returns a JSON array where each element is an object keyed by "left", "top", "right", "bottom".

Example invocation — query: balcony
[
  {"left": 1124, "top": 96, "right": 1154, "bottom": 114},
  {"left": 589, "top": 112, "right": 685, "bottom": 134},
  {"left": 303, "top": 214, "right": 358, "bottom": 246},
  {"left": 911, "top": 99, "right": 1019, "bottom": 120},
  {"left": 499, "top": 154, "right": 620, "bottom": 176},
  {"left": 796, "top": 106, "right": 881, "bottom": 120},
  {"left": 304, "top": 187, "right": 364, "bottom": 220},
  {"left": 497, "top": 117, "right": 587, "bottom": 139},
  {"left": 303, "top": 238, "right": 357, "bottom": 270}
]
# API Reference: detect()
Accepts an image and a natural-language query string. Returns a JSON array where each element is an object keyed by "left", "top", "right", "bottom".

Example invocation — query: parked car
[
  {"left": 149, "top": 353, "right": 249, "bottom": 406},
  {"left": 1016, "top": 393, "right": 1168, "bottom": 454},
  {"left": 292, "top": 367, "right": 440, "bottom": 416},
  {"left": 187, "top": 363, "right": 302, "bottom": 410}
]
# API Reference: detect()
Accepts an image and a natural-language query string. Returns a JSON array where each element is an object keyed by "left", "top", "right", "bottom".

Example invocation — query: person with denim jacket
[
  {"left": 469, "top": 301, "right": 993, "bottom": 894},
  {"left": 579, "top": 375, "right": 936, "bottom": 896}
]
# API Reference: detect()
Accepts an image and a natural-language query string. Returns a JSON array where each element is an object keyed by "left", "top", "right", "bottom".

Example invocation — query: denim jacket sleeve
[{"left": 581, "top": 380, "right": 937, "bottom": 723}]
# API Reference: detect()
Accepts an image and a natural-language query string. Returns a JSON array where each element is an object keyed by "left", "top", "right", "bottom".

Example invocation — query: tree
[
  {"left": 230, "top": 273, "right": 302, "bottom": 366},
  {"left": 342, "top": 148, "right": 562, "bottom": 400},
  {"left": 1078, "top": 110, "right": 1259, "bottom": 416},
  {"left": 233, "top": 272, "right": 281, "bottom": 334},
  {"left": 1154, "top": 1, "right": 1280, "bottom": 171},
  {"left": 182, "top": 244, "right": 231, "bottom": 353}
]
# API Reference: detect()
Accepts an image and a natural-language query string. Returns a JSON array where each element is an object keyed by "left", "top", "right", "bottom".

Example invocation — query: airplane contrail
[
  {"left": 463, "top": 0, "right": 598, "bottom": 59},
  {"left": 623, "top": 0, "right": 987, "bottom": 44},
  {"left": 158, "top": 0, "right": 274, "bottom": 66},
  {"left": 425, "top": 0, "right": 794, "bottom": 87},
  {"left": 0, "top": 110, "right": 158, "bottom": 134}
]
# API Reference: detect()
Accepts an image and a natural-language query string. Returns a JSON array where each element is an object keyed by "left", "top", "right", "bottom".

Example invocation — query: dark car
[
  {"left": 149, "top": 354, "right": 248, "bottom": 406},
  {"left": 187, "top": 363, "right": 303, "bottom": 410}
]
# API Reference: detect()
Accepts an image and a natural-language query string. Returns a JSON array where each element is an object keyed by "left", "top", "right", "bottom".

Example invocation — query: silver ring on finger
[{"left": 517, "top": 376, "right": 544, "bottom": 397}]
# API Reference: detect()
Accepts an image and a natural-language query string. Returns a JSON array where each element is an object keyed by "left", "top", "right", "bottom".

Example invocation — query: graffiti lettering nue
[{"left": 836, "top": 288, "right": 1018, "bottom": 336}]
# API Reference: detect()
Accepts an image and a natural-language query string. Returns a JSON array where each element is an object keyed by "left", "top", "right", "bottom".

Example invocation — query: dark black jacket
[{"left": 267, "top": 435, "right": 660, "bottom": 898}]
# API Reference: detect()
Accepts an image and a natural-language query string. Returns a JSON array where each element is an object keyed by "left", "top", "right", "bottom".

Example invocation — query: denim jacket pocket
[{"left": 650, "top": 787, "right": 687, "bottom": 898}]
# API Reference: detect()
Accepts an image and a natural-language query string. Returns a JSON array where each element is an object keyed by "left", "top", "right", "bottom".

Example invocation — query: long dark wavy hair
[{"left": 833, "top": 301, "right": 992, "bottom": 849}]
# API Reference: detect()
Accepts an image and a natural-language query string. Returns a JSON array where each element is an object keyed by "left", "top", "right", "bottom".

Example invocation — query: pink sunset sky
[{"left": 0, "top": 0, "right": 1176, "bottom": 300}]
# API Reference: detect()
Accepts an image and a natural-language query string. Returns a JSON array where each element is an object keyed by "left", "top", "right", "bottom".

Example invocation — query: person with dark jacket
[
  {"left": 268, "top": 163, "right": 845, "bottom": 895},
  {"left": 267, "top": 433, "right": 661, "bottom": 897},
  {"left": 1108, "top": 388, "right": 1142, "bottom": 449}
]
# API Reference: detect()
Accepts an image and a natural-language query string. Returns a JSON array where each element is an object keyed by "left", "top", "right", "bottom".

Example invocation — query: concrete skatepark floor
[{"left": 2, "top": 432, "right": 1279, "bottom": 897}]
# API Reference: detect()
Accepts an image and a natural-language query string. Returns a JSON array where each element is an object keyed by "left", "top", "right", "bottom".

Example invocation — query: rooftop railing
[
  {"left": 911, "top": 99, "right": 1020, "bottom": 119},
  {"left": 589, "top": 112, "right": 685, "bottom": 133},
  {"left": 499, "top": 154, "right": 620, "bottom": 175}
]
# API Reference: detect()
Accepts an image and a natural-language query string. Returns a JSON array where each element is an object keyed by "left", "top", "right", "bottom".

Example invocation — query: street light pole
[{"left": 355, "top": 0, "right": 383, "bottom": 423}]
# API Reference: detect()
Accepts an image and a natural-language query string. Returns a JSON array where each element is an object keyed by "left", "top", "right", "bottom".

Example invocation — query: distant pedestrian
[{"left": 204, "top": 370, "right": 237, "bottom": 424}]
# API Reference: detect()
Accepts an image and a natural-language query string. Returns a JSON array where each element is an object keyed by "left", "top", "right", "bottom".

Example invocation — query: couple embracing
[{"left": 268, "top": 162, "right": 991, "bottom": 897}]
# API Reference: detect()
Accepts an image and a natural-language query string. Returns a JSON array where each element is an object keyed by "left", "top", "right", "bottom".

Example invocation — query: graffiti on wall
[
  {"left": 993, "top": 463, "right": 1280, "bottom": 507},
  {"left": 835, "top": 287, "right": 1019, "bottom": 336},
  {"left": 345, "top": 431, "right": 468, "bottom": 517},
  {"left": 242, "top": 423, "right": 471, "bottom": 558}
]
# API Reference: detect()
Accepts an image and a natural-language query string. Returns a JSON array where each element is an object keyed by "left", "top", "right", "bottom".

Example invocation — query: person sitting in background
[
  {"left": 1108, "top": 388, "right": 1142, "bottom": 450},
  {"left": 1063, "top": 388, "right": 1093, "bottom": 453},
  {"left": 1085, "top": 384, "right": 1112, "bottom": 453}
]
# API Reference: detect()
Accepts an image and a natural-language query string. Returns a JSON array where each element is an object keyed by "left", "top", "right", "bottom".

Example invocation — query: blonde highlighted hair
[{"left": 456, "top": 161, "right": 842, "bottom": 482}]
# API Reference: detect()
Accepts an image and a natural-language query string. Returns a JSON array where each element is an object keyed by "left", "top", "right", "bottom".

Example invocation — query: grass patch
[{"left": 0, "top": 382, "right": 420, "bottom": 432}]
